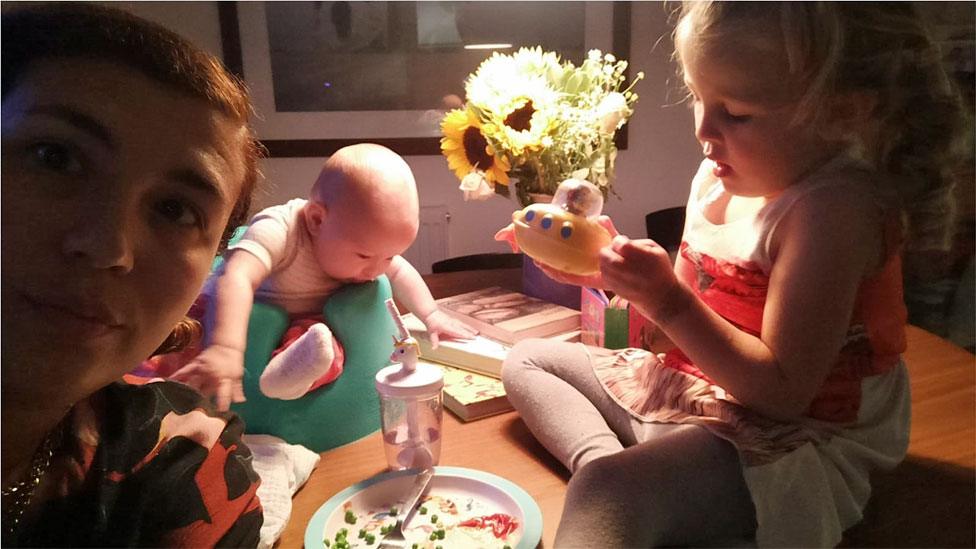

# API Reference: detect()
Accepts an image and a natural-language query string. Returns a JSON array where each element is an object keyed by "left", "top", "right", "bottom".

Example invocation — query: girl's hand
[
  {"left": 422, "top": 309, "right": 478, "bottom": 348},
  {"left": 535, "top": 261, "right": 606, "bottom": 288},
  {"left": 599, "top": 235, "right": 683, "bottom": 323},
  {"left": 170, "top": 343, "right": 246, "bottom": 411}
]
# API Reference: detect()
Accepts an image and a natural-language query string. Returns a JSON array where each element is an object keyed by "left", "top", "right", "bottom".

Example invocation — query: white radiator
[{"left": 402, "top": 204, "right": 449, "bottom": 274}]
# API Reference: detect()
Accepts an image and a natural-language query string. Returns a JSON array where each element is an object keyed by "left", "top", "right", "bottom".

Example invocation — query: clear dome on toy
[{"left": 553, "top": 178, "right": 604, "bottom": 218}]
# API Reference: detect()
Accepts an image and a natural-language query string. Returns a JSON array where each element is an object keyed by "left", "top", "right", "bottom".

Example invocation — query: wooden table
[{"left": 280, "top": 269, "right": 975, "bottom": 548}]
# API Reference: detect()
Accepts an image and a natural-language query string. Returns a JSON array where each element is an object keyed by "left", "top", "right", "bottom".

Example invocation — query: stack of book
[{"left": 401, "top": 287, "right": 581, "bottom": 421}]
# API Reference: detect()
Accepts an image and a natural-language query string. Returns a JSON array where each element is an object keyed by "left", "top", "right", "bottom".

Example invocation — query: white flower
[
  {"left": 596, "top": 92, "right": 629, "bottom": 134},
  {"left": 459, "top": 171, "right": 495, "bottom": 201}
]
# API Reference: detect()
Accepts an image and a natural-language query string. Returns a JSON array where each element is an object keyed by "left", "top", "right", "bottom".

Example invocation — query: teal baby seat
[{"left": 227, "top": 272, "right": 398, "bottom": 452}]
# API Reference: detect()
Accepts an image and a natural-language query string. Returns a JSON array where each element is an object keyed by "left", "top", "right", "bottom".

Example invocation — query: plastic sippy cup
[{"left": 376, "top": 300, "right": 444, "bottom": 470}]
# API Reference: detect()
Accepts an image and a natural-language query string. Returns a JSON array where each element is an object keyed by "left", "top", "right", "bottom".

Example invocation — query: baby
[{"left": 171, "top": 143, "right": 476, "bottom": 410}]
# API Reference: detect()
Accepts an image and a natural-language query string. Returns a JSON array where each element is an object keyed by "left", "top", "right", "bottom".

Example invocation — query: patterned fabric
[
  {"left": 10, "top": 379, "right": 263, "bottom": 547},
  {"left": 594, "top": 349, "right": 827, "bottom": 466}
]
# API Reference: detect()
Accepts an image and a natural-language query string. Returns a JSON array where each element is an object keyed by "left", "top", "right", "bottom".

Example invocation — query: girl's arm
[{"left": 610, "top": 187, "right": 882, "bottom": 420}]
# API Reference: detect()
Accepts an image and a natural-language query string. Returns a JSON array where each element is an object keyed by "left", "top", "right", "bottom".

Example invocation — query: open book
[
  {"left": 402, "top": 313, "right": 508, "bottom": 378},
  {"left": 435, "top": 287, "right": 580, "bottom": 345}
]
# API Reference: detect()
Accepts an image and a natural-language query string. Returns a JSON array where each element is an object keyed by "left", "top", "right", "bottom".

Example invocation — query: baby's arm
[
  {"left": 385, "top": 256, "right": 478, "bottom": 346},
  {"left": 606, "top": 189, "right": 882, "bottom": 420},
  {"left": 171, "top": 250, "right": 270, "bottom": 411}
]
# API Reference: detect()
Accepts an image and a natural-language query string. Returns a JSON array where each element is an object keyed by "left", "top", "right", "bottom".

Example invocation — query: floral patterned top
[{"left": 7, "top": 378, "right": 263, "bottom": 547}]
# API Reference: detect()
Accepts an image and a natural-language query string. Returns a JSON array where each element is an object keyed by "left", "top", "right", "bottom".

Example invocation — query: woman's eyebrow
[
  {"left": 27, "top": 105, "right": 116, "bottom": 149},
  {"left": 169, "top": 167, "right": 227, "bottom": 202}
]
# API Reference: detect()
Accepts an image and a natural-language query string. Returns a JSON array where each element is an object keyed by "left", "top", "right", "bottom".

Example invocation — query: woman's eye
[
  {"left": 29, "top": 142, "right": 83, "bottom": 174},
  {"left": 155, "top": 198, "right": 200, "bottom": 227}
]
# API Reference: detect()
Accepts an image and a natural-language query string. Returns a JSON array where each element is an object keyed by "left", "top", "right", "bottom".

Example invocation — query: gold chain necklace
[{"left": 2, "top": 425, "right": 62, "bottom": 537}]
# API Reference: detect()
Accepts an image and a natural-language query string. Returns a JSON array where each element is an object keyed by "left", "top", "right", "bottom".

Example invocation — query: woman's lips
[{"left": 21, "top": 292, "right": 123, "bottom": 337}]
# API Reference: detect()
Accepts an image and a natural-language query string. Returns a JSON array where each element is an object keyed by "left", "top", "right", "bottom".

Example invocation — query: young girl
[{"left": 501, "top": 2, "right": 967, "bottom": 546}]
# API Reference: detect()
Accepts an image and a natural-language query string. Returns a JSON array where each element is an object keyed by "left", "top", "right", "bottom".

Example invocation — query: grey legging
[{"left": 502, "top": 338, "right": 757, "bottom": 547}]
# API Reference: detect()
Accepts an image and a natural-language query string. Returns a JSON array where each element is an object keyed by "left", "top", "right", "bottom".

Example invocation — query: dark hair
[
  {"left": 2, "top": 2, "right": 263, "bottom": 252},
  {"left": 2, "top": 3, "right": 265, "bottom": 356}
]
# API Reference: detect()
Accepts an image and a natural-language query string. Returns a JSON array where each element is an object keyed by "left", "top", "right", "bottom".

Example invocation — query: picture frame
[{"left": 219, "top": 1, "right": 632, "bottom": 157}]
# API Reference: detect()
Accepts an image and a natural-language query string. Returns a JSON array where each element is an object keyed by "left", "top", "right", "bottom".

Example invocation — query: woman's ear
[{"left": 304, "top": 201, "right": 328, "bottom": 233}]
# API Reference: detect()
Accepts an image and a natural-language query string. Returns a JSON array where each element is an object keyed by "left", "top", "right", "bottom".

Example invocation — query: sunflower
[
  {"left": 440, "top": 108, "right": 511, "bottom": 186},
  {"left": 511, "top": 46, "right": 564, "bottom": 82},
  {"left": 490, "top": 90, "right": 560, "bottom": 157},
  {"left": 465, "top": 49, "right": 559, "bottom": 116}
]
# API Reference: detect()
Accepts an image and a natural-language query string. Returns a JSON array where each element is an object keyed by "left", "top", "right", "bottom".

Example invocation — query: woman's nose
[{"left": 61, "top": 196, "right": 135, "bottom": 273}]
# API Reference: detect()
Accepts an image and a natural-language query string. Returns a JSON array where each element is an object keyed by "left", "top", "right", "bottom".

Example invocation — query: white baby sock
[{"left": 259, "top": 323, "right": 336, "bottom": 400}]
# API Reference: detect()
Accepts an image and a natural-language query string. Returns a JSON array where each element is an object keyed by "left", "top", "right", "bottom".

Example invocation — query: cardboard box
[{"left": 580, "top": 288, "right": 656, "bottom": 350}]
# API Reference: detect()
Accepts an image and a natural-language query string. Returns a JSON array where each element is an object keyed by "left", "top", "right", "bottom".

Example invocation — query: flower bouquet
[{"left": 440, "top": 47, "right": 642, "bottom": 207}]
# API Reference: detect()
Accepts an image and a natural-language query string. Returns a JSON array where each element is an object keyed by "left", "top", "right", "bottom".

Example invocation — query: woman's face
[{"left": 1, "top": 59, "right": 248, "bottom": 401}]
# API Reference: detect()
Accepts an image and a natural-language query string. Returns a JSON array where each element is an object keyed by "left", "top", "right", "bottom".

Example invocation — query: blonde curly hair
[{"left": 674, "top": 1, "right": 970, "bottom": 254}]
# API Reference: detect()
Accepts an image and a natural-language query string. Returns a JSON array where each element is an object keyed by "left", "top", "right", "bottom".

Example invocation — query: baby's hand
[
  {"left": 170, "top": 343, "right": 246, "bottom": 411},
  {"left": 423, "top": 309, "right": 478, "bottom": 348}
]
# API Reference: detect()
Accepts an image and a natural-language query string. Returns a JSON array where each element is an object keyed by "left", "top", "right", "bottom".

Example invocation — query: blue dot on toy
[
  {"left": 525, "top": 209, "right": 536, "bottom": 222},
  {"left": 541, "top": 216, "right": 552, "bottom": 230},
  {"left": 560, "top": 223, "right": 572, "bottom": 239}
]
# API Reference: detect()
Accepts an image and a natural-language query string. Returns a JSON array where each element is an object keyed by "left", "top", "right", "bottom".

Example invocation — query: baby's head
[{"left": 304, "top": 143, "right": 419, "bottom": 283}]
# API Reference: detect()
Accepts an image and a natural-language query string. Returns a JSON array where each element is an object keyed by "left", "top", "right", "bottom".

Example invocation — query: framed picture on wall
[{"left": 219, "top": 1, "right": 632, "bottom": 157}]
